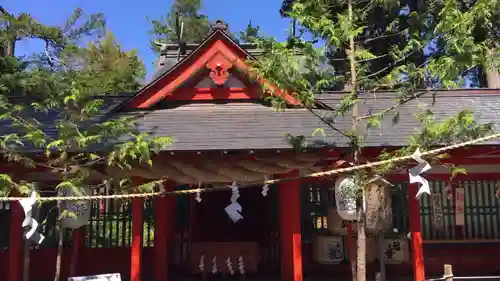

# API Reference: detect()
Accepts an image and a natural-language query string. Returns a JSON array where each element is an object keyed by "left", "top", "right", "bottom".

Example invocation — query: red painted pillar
[
  {"left": 408, "top": 183, "right": 425, "bottom": 281},
  {"left": 8, "top": 202, "right": 23, "bottom": 281},
  {"left": 131, "top": 198, "right": 143, "bottom": 281},
  {"left": 70, "top": 227, "right": 85, "bottom": 277},
  {"left": 154, "top": 181, "right": 176, "bottom": 281},
  {"left": 278, "top": 170, "right": 303, "bottom": 281}
]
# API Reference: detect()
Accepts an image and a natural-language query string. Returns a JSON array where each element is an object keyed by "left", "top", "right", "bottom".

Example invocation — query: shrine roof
[
  {"left": 116, "top": 89, "right": 500, "bottom": 151},
  {"left": 2, "top": 89, "right": 500, "bottom": 152}
]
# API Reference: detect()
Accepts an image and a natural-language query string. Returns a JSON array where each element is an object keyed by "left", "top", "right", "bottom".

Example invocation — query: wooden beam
[
  {"left": 8, "top": 202, "right": 23, "bottom": 281},
  {"left": 154, "top": 180, "right": 176, "bottom": 281},
  {"left": 167, "top": 87, "right": 261, "bottom": 101},
  {"left": 408, "top": 183, "right": 425, "bottom": 281},
  {"left": 69, "top": 227, "right": 85, "bottom": 277},
  {"left": 278, "top": 170, "right": 303, "bottom": 281},
  {"left": 131, "top": 197, "right": 143, "bottom": 281}
]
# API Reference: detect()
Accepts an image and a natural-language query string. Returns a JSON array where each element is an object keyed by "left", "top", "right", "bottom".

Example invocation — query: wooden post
[
  {"left": 444, "top": 264, "right": 453, "bottom": 281},
  {"left": 154, "top": 180, "right": 176, "bottom": 281},
  {"left": 347, "top": 223, "right": 357, "bottom": 281},
  {"left": 69, "top": 227, "right": 85, "bottom": 277},
  {"left": 376, "top": 233, "right": 386, "bottom": 281},
  {"left": 131, "top": 198, "right": 143, "bottom": 281},
  {"left": 278, "top": 170, "right": 303, "bottom": 281},
  {"left": 9, "top": 202, "right": 23, "bottom": 281},
  {"left": 408, "top": 183, "right": 425, "bottom": 281}
]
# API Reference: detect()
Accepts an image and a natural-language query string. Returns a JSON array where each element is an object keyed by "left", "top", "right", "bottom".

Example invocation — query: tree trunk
[
  {"left": 0, "top": 5, "right": 16, "bottom": 57},
  {"left": 22, "top": 233, "right": 31, "bottom": 281},
  {"left": 486, "top": 48, "right": 500, "bottom": 88},
  {"left": 356, "top": 190, "right": 367, "bottom": 281},
  {"left": 54, "top": 203, "right": 63, "bottom": 281},
  {"left": 347, "top": 0, "right": 366, "bottom": 279},
  {"left": 486, "top": 69, "right": 500, "bottom": 88},
  {"left": 347, "top": 223, "right": 357, "bottom": 281}
]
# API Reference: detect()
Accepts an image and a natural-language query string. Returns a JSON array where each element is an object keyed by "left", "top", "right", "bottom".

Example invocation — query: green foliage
[
  {"left": 250, "top": 0, "right": 498, "bottom": 187},
  {"left": 147, "top": 0, "right": 210, "bottom": 51},
  {"left": 239, "top": 21, "right": 261, "bottom": 43},
  {"left": 0, "top": 9, "right": 171, "bottom": 199}
]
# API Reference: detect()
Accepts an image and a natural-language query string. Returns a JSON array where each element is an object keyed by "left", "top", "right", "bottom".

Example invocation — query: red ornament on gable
[{"left": 206, "top": 53, "right": 232, "bottom": 86}]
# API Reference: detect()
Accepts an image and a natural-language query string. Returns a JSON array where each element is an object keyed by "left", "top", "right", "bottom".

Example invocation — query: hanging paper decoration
[
  {"left": 199, "top": 255, "right": 205, "bottom": 272},
  {"left": 334, "top": 176, "right": 358, "bottom": 221},
  {"left": 224, "top": 181, "right": 243, "bottom": 222},
  {"left": 261, "top": 175, "right": 269, "bottom": 197},
  {"left": 408, "top": 148, "right": 432, "bottom": 199},
  {"left": 211, "top": 256, "right": 218, "bottom": 274},
  {"left": 444, "top": 183, "right": 453, "bottom": 200},
  {"left": 226, "top": 257, "right": 234, "bottom": 275},
  {"left": 195, "top": 182, "right": 202, "bottom": 203},
  {"left": 19, "top": 191, "right": 45, "bottom": 244},
  {"left": 58, "top": 187, "right": 91, "bottom": 229},
  {"left": 238, "top": 256, "right": 245, "bottom": 275}
]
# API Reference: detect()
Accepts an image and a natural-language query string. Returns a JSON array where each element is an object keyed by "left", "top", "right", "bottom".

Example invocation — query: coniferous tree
[{"left": 148, "top": 0, "right": 210, "bottom": 52}]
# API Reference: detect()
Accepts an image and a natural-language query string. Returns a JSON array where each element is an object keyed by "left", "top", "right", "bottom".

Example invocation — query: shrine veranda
[{"left": 2, "top": 21, "right": 500, "bottom": 281}]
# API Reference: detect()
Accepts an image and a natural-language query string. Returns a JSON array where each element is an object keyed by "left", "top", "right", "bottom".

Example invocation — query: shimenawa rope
[{"left": 1, "top": 131, "right": 500, "bottom": 202}]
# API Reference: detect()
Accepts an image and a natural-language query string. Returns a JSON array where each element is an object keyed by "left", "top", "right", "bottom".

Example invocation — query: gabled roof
[
  {"left": 115, "top": 89, "right": 500, "bottom": 151},
  {"left": 1, "top": 90, "right": 499, "bottom": 153},
  {"left": 118, "top": 25, "right": 299, "bottom": 110}
]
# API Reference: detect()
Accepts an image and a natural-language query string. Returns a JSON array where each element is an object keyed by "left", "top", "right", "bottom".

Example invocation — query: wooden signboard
[
  {"left": 455, "top": 188, "right": 465, "bottom": 226},
  {"left": 432, "top": 193, "right": 444, "bottom": 230},
  {"left": 314, "top": 236, "right": 344, "bottom": 264},
  {"left": 382, "top": 238, "right": 409, "bottom": 264}
]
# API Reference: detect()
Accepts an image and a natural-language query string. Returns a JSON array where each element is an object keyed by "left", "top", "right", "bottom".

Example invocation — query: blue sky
[{"left": 4, "top": 0, "right": 291, "bottom": 78}]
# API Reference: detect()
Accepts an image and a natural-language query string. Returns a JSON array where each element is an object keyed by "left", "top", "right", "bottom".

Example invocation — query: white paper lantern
[
  {"left": 334, "top": 176, "right": 358, "bottom": 221},
  {"left": 59, "top": 186, "right": 92, "bottom": 229}
]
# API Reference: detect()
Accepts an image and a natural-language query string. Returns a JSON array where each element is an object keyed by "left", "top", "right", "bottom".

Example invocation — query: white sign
[
  {"left": 455, "top": 188, "right": 465, "bottom": 226},
  {"left": 69, "top": 273, "right": 121, "bottom": 281},
  {"left": 314, "top": 236, "right": 344, "bottom": 264},
  {"left": 431, "top": 193, "right": 444, "bottom": 229},
  {"left": 59, "top": 186, "right": 92, "bottom": 229},
  {"left": 383, "top": 238, "right": 409, "bottom": 264}
]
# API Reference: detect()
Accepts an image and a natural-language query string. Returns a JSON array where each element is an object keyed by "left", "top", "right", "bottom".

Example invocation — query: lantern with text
[
  {"left": 59, "top": 186, "right": 92, "bottom": 229},
  {"left": 334, "top": 176, "right": 358, "bottom": 221}
]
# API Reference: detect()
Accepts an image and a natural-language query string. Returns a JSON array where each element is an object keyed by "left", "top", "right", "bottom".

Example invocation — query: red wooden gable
[{"left": 124, "top": 30, "right": 299, "bottom": 109}]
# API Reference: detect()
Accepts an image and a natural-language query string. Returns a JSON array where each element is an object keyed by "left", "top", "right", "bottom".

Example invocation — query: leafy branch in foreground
[{"left": 0, "top": 9, "right": 170, "bottom": 197}]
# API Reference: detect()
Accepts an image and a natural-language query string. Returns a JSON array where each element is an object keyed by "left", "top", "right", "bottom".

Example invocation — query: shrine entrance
[{"left": 190, "top": 185, "right": 276, "bottom": 275}]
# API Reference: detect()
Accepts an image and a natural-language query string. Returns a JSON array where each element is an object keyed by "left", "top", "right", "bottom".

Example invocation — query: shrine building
[{"left": 1, "top": 20, "right": 500, "bottom": 281}]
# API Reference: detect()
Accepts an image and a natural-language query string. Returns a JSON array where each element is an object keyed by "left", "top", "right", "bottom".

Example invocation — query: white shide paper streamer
[
  {"left": 212, "top": 256, "right": 218, "bottom": 274},
  {"left": 199, "top": 255, "right": 205, "bottom": 272},
  {"left": 224, "top": 181, "right": 243, "bottom": 222},
  {"left": 19, "top": 191, "right": 45, "bottom": 244},
  {"left": 409, "top": 148, "right": 432, "bottom": 199},
  {"left": 238, "top": 256, "right": 245, "bottom": 274},
  {"left": 226, "top": 257, "right": 234, "bottom": 275},
  {"left": 195, "top": 182, "right": 202, "bottom": 203},
  {"left": 261, "top": 175, "right": 269, "bottom": 197}
]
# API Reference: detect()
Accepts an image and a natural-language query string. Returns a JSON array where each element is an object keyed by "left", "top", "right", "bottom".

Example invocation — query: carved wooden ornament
[{"left": 206, "top": 53, "right": 232, "bottom": 86}]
